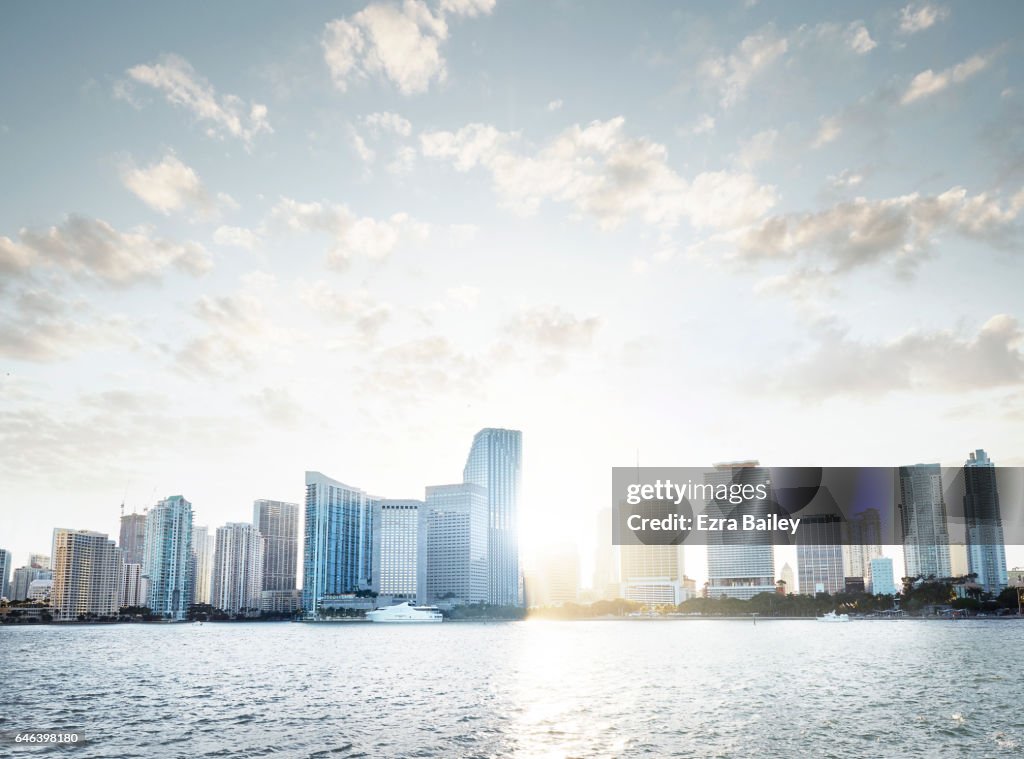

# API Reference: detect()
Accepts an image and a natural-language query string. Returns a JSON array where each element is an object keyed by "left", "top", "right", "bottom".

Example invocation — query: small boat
[
  {"left": 365, "top": 602, "right": 443, "bottom": 623},
  {"left": 816, "top": 611, "right": 850, "bottom": 623}
]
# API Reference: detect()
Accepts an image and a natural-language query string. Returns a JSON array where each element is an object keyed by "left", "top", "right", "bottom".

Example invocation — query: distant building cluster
[
  {"left": 584, "top": 450, "right": 1015, "bottom": 608},
  {"left": 0, "top": 427, "right": 523, "bottom": 621}
]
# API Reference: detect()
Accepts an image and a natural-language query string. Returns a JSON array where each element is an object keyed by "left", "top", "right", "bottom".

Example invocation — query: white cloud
[
  {"left": 734, "top": 186, "right": 1024, "bottom": 276},
  {"left": 828, "top": 169, "right": 864, "bottom": 189},
  {"left": 421, "top": 117, "right": 777, "bottom": 231},
  {"left": 363, "top": 111, "right": 413, "bottom": 137},
  {"left": 546, "top": 99, "right": 564, "bottom": 112},
  {"left": 898, "top": 3, "right": 950, "bottom": 35},
  {"left": 268, "top": 197, "right": 429, "bottom": 268},
  {"left": 121, "top": 153, "right": 232, "bottom": 217},
  {"left": 768, "top": 315, "right": 1024, "bottom": 399},
  {"left": 213, "top": 225, "right": 259, "bottom": 250},
  {"left": 300, "top": 280, "right": 393, "bottom": 340},
  {"left": 446, "top": 285, "right": 480, "bottom": 310},
  {"left": 120, "top": 54, "right": 271, "bottom": 146},
  {"left": 901, "top": 53, "right": 992, "bottom": 105},
  {"left": 350, "top": 129, "right": 377, "bottom": 163},
  {"left": 322, "top": 0, "right": 494, "bottom": 95},
  {"left": 682, "top": 113, "right": 716, "bottom": 136},
  {"left": 504, "top": 305, "right": 601, "bottom": 350},
  {"left": 845, "top": 22, "right": 877, "bottom": 54},
  {"left": 811, "top": 116, "right": 841, "bottom": 148},
  {"left": 12, "top": 215, "right": 212, "bottom": 286},
  {"left": 732, "top": 129, "right": 778, "bottom": 169},
  {"left": 699, "top": 26, "right": 788, "bottom": 108}
]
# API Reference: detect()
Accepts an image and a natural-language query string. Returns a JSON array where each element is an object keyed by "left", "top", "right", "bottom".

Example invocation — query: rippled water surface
[{"left": 2, "top": 619, "right": 1023, "bottom": 757}]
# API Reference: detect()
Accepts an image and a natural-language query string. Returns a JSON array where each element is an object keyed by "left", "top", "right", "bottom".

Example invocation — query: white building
[
  {"left": 51, "top": 529, "right": 122, "bottom": 620},
  {"left": 11, "top": 566, "right": 53, "bottom": 601},
  {"left": 211, "top": 523, "right": 265, "bottom": 615},
  {"left": 27, "top": 579, "right": 53, "bottom": 602},
  {"left": 899, "top": 464, "right": 952, "bottom": 579},
  {"left": 372, "top": 499, "right": 423, "bottom": 601},
  {"left": 122, "top": 562, "right": 144, "bottom": 608}
]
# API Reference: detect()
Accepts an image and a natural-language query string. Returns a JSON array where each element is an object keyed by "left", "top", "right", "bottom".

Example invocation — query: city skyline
[{"left": 3, "top": 2, "right": 1024, "bottom": 593}]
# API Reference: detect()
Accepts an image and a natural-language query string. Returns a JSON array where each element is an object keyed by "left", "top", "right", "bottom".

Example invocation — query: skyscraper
[
  {"left": 122, "top": 563, "right": 144, "bottom": 608},
  {"left": 619, "top": 543, "right": 689, "bottom": 605},
  {"left": 0, "top": 549, "right": 11, "bottom": 600},
  {"left": 463, "top": 428, "right": 522, "bottom": 606},
  {"left": 898, "top": 464, "right": 952, "bottom": 579},
  {"left": 372, "top": 499, "right": 423, "bottom": 601},
  {"left": 119, "top": 511, "right": 147, "bottom": 566},
  {"left": 28, "top": 553, "right": 50, "bottom": 570},
  {"left": 797, "top": 514, "right": 845, "bottom": 595},
  {"left": 11, "top": 565, "right": 53, "bottom": 601},
  {"left": 303, "top": 471, "right": 373, "bottom": 615},
  {"left": 705, "top": 462, "right": 776, "bottom": 600},
  {"left": 423, "top": 483, "right": 489, "bottom": 605},
  {"left": 211, "top": 523, "right": 265, "bottom": 615},
  {"left": 845, "top": 508, "right": 883, "bottom": 588},
  {"left": 963, "top": 449, "right": 1008, "bottom": 593},
  {"left": 51, "top": 529, "right": 122, "bottom": 620},
  {"left": 779, "top": 562, "right": 796, "bottom": 595},
  {"left": 869, "top": 557, "right": 897, "bottom": 596},
  {"left": 253, "top": 499, "right": 299, "bottom": 592},
  {"left": 189, "top": 525, "right": 214, "bottom": 606},
  {"left": 143, "top": 495, "right": 193, "bottom": 620}
]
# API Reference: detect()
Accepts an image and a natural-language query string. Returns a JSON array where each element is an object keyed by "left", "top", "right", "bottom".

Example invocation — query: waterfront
[{"left": 2, "top": 620, "right": 1023, "bottom": 757}]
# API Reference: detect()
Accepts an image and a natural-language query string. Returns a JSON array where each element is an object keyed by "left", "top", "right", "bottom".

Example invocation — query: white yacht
[
  {"left": 366, "top": 602, "right": 444, "bottom": 623},
  {"left": 816, "top": 611, "right": 850, "bottom": 623}
]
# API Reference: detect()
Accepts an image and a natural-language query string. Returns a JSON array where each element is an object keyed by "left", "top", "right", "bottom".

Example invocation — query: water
[{"left": 2, "top": 619, "right": 1022, "bottom": 758}]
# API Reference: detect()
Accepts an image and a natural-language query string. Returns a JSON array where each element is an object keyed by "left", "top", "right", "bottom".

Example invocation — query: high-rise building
[
  {"left": 845, "top": 508, "right": 883, "bottom": 588},
  {"left": 0, "top": 549, "right": 11, "bottom": 600},
  {"left": 535, "top": 550, "right": 580, "bottom": 606},
  {"left": 11, "top": 566, "right": 54, "bottom": 601},
  {"left": 423, "top": 483, "right": 489, "bottom": 605},
  {"left": 463, "top": 428, "right": 522, "bottom": 606},
  {"left": 303, "top": 472, "right": 374, "bottom": 615},
  {"left": 705, "top": 462, "right": 776, "bottom": 600},
  {"left": 119, "top": 511, "right": 147, "bottom": 566},
  {"left": 963, "top": 449, "right": 1008, "bottom": 593},
  {"left": 253, "top": 499, "right": 299, "bottom": 592},
  {"left": 27, "top": 579, "right": 53, "bottom": 602},
  {"left": 898, "top": 464, "right": 952, "bottom": 580},
  {"left": 51, "top": 529, "right": 122, "bottom": 620},
  {"left": 28, "top": 553, "right": 50, "bottom": 570},
  {"left": 592, "top": 507, "right": 620, "bottom": 601},
  {"left": 122, "top": 563, "right": 144, "bottom": 608},
  {"left": 190, "top": 526, "right": 214, "bottom": 606},
  {"left": 870, "top": 557, "right": 897, "bottom": 595},
  {"left": 372, "top": 499, "right": 423, "bottom": 601},
  {"left": 143, "top": 495, "right": 193, "bottom": 620},
  {"left": 620, "top": 543, "right": 689, "bottom": 605},
  {"left": 211, "top": 523, "right": 265, "bottom": 615},
  {"left": 797, "top": 514, "right": 845, "bottom": 595},
  {"left": 779, "top": 562, "right": 796, "bottom": 595}
]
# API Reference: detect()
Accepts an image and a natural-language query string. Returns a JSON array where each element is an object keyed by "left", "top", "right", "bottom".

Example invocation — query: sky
[{"left": 2, "top": 1, "right": 1023, "bottom": 586}]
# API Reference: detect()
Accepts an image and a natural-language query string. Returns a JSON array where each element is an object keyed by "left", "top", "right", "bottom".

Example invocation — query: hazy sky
[{"left": 2, "top": 1, "right": 1023, "bottom": 584}]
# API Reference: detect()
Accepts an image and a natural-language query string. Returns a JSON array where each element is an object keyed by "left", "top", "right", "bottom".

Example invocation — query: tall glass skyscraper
[
  {"left": 705, "top": 462, "right": 776, "bottom": 600},
  {"left": 845, "top": 508, "right": 883, "bottom": 588},
  {"left": 303, "top": 472, "right": 373, "bottom": 615},
  {"left": 963, "top": 449, "right": 1008, "bottom": 593},
  {"left": 142, "top": 495, "right": 193, "bottom": 621},
  {"left": 797, "top": 514, "right": 845, "bottom": 595},
  {"left": 0, "top": 548, "right": 11, "bottom": 601},
  {"left": 119, "top": 511, "right": 147, "bottom": 566},
  {"left": 189, "top": 525, "right": 214, "bottom": 605},
  {"left": 898, "top": 464, "right": 952, "bottom": 580},
  {"left": 463, "top": 428, "right": 522, "bottom": 606}
]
